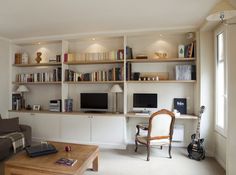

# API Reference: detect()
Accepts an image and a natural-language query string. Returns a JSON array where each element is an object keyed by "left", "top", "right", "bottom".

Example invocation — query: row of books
[
  {"left": 15, "top": 67, "right": 61, "bottom": 83},
  {"left": 184, "top": 41, "right": 195, "bottom": 58},
  {"left": 64, "top": 67, "right": 123, "bottom": 82},
  {"left": 175, "top": 65, "right": 196, "bottom": 80},
  {"left": 64, "top": 49, "right": 124, "bottom": 62},
  {"left": 12, "top": 93, "right": 22, "bottom": 110},
  {"left": 65, "top": 99, "right": 73, "bottom": 112}
]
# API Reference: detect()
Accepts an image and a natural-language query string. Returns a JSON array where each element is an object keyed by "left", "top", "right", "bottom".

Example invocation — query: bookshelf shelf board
[
  {"left": 8, "top": 110, "right": 125, "bottom": 117},
  {"left": 64, "top": 60, "right": 124, "bottom": 65},
  {"left": 13, "top": 62, "right": 62, "bottom": 67},
  {"left": 126, "top": 80, "right": 196, "bottom": 83},
  {"left": 126, "top": 58, "right": 195, "bottom": 63},
  {"left": 64, "top": 81, "right": 124, "bottom": 84},
  {"left": 12, "top": 81, "right": 62, "bottom": 85}
]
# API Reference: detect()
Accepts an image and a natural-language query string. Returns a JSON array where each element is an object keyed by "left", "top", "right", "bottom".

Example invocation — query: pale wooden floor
[{"left": 0, "top": 146, "right": 225, "bottom": 175}]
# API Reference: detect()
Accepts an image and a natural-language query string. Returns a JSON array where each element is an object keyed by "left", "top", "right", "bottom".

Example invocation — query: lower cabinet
[
  {"left": 9, "top": 112, "right": 126, "bottom": 149},
  {"left": 60, "top": 115, "right": 91, "bottom": 143},
  {"left": 91, "top": 116, "right": 125, "bottom": 146}
]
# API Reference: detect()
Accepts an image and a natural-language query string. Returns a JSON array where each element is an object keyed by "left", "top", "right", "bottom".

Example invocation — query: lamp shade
[
  {"left": 206, "top": 0, "right": 236, "bottom": 21},
  {"left": 17, "top": 85, "right": 29, "bottom": 92},
  {"left": 110, "top": 84, "right": 123, "bottom": 93}
]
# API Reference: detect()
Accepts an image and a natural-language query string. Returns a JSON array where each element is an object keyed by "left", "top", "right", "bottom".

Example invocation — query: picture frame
[
  {"left": 33, "top": 105, "right": 41, "bottom": 111},
  {"left": 178, "top": 45, "right": 185, "bottom": 58}
]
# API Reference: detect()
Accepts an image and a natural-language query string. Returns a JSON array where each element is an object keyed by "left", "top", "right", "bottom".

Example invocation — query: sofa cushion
[{"left": 0, "top": 117, "right": 21, "bottom": 135}]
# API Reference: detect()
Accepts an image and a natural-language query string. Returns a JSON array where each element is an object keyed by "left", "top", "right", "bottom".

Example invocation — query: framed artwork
[
  {"left": 178, "top": 45, "right": 185, "bottom": 58},
  {"left": 33, "top": 105, "right": 41, "bottom": 111}
]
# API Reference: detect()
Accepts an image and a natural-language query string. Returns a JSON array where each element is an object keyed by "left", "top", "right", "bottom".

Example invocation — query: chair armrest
[{"left": 136, "top": 124, "right": 149, "bottom": 136}]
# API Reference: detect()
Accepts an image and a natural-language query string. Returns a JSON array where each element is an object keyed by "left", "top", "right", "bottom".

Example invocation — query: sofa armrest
[{"left": 19, "top": 124, "right": 32, "bottom": 146}]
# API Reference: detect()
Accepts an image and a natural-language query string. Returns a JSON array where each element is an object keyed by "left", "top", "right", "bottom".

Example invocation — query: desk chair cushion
[{"left": 136, "top": 136, "right": 169, "bottom": 145}]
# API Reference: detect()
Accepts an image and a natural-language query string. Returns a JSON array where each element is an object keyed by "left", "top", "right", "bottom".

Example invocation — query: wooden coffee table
[{"left": 4, "top": 141, "right": 99, "bottom": 175}]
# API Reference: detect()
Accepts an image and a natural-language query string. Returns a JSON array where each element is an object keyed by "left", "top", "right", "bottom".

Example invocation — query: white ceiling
[{"left": 0, "top": 0, "right": 229, "bottom": 40}]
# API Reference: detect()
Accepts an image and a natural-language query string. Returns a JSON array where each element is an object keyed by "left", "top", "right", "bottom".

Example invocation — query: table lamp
[
  {"left": 17, "top": 85, "right": 29, "bottom": 109},
  {"left": 110, "top": 84, "right": 123, "bottom": 113}
]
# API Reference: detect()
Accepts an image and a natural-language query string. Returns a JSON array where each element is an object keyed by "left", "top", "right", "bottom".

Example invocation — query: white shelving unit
[{"left": 9, "top": 30, "right": 199, "bottom": 148}]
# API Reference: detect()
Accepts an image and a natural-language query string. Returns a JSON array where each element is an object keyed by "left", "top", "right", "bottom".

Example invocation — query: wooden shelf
[
  {"left": 8, "top": 110, "right": 124, "bottom": 117},
  {"left": 126, "top": 58, "right": 195, "bottom": 63},
  {"left": 13, "top": 62, "right": 62, "bottom": 67},
  {"left": 126, "top": 80, "right": 196, "bottom": 83},
  {"left": 126, "top": 112, "right": 198, "bottom": 120},
  {"left": 64, "top": 81, "right": 124, "bottom": 84},
  {"left": 12, "top": 81, "right": 61, "bottom": 85},
  {"left": 64, "top": 60, "right": 124, "bottom": 65}
]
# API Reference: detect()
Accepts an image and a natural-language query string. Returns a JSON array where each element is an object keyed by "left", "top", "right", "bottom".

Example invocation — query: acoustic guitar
[{"left": 187, "top": 106, "right": 205, "bottom": 161}]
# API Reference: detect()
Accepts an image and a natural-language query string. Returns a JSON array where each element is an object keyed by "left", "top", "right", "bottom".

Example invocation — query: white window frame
[{"left": 214, "top": 25, "right": 228, "bottom": 137}]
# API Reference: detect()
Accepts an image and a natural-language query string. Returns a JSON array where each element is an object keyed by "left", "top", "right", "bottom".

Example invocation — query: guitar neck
[{"left": 195, "top": 113, "right": 203, "bottom": 140}]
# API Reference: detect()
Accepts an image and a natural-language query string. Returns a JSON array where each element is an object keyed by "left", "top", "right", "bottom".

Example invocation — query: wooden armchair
[{"left": 135, "top": 109, "right": 175, "bottom": 161}]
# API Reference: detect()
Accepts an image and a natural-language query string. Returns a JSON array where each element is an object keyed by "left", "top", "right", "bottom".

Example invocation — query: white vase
[{"left": 22, "top": 52, "right": 29, "bottom": 64}]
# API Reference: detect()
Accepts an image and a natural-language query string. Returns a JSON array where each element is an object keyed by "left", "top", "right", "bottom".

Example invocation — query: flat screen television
[
  {"left": 80, "top": 93, "right": 108, "bottom": 112},
  {"left": 133, "top": 93, "right": 158, "bottom": 112}
]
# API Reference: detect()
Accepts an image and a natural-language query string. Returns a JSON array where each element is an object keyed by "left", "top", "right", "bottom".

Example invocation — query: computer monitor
[{"left": 133, "top": 93, "right": 158, "bottom": 112}]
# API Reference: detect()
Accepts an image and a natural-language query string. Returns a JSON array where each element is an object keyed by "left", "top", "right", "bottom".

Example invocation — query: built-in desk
[
  {"left": 126, "top": 112, "right": 198, "bottom": 120},
  {"left": 125, "top": 112, "right": 198, "bottom": 146}
]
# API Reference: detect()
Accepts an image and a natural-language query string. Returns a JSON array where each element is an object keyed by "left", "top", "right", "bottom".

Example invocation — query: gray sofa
[{"left": 0, "top": 116, "right": 32, "bottom": 160}]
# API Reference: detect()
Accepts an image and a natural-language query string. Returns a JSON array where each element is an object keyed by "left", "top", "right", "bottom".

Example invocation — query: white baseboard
[{"left": 215, "top": 155, "right": 226, "bottom": 170}]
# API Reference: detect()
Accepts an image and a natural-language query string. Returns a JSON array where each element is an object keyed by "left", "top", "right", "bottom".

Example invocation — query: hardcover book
[{"left": 174, "top": 98, "right": 187, "bottom": 114}]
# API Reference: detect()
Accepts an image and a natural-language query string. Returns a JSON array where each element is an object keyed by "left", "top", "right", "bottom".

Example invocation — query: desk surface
[{"left": 126, "top": 112, "right": 198, "bottom": 120}]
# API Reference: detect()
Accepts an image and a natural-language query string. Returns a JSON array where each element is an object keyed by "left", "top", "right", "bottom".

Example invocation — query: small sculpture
[
  {"left": 35, "top": 52, "right": 42, "bottom": 63},
  {"left": 155, "top": 52, "right": 167, "bottom": 59},
  {"left": 64, "top": 145, "right": 72, "bottom": 152}
]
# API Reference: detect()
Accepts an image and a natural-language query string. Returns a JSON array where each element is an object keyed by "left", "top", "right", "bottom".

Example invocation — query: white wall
[
  {"left": 199, "top": 31, "right": 215, "bottom": 156},
  {"left": 215, "top": 132, "right": 226, "bottom": 169},
  {"left": 0, "top": 38, "right": 10, "bottom": 118},
  {"left": 226, "top": 24, "right": 236, "bottom": 175}
]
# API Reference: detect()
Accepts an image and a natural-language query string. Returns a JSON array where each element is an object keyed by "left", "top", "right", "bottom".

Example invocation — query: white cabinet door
[
  {"left": 60, "top": 115, "right": 90, "bottom": 143},
  {"left": 91, "top": 116, "right": 125, "bottom": 146},
  {"left": 33, "top": 113, "right": 60, "bottom": 141}
]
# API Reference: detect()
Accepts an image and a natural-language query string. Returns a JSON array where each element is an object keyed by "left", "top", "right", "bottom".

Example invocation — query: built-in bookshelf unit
[
  {"left": 11, "top": 41, "right": 62, "bottom": 111},
  {"left": 9, "top": 30, "right": 199, "bottom": 148},
  {"left": 10, "top": 30, "right": 198, "bottom": 115}
]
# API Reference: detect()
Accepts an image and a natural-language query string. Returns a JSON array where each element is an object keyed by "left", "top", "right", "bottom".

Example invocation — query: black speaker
[{"left": 133, "top": 72, "right": 140, "bottom": 80}]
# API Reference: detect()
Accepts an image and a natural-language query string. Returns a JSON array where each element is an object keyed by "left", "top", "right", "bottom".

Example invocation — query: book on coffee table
[{"left": 55, "top": 157, "right": 77, "bottom": 166}]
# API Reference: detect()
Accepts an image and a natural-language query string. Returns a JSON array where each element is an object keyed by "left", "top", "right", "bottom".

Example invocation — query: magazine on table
[{"left": 55, "top": 157, "right": 77, "bottom": 166}]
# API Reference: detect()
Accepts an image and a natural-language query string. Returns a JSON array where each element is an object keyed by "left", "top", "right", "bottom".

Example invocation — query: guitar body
[
  {"left": 187, "top": 106, "right": 206, "bottom": 161},
  {"left": 187, "top": 134, "right": 205, "bottom": 161}
]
